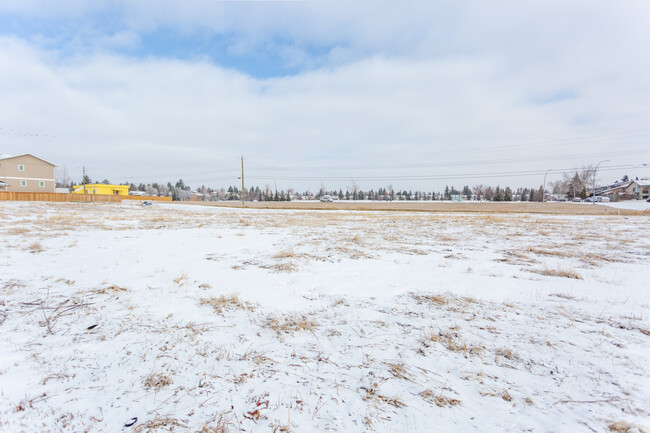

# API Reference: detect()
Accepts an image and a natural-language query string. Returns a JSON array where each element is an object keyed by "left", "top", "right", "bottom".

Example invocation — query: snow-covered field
[
  {"left": 599, "top": 200, "right": 650, "bottom": 211},
  {"left": 1, "top": 202, "right": 649, "bottom": 433}
]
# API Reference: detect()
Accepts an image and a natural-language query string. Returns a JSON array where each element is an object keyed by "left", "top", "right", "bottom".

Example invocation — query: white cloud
[{"left": 1, "top": 1, "right": 649, "bottom": 189}]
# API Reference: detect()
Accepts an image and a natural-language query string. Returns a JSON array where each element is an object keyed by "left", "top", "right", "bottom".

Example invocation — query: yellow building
[{"left": 72, "top": 184, "right": 130, "bottom": 195}]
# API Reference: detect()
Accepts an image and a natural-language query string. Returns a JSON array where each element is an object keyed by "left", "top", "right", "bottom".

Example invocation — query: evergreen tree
[{"left": 504, "top": 187, "right": 512, "bottom": 201}]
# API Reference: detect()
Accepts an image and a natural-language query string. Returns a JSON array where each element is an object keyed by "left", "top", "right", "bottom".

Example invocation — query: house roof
[
  {"left": 0, "top": 153, "right": 56, "bottom": 166},
  {"left": 632, "top": 179, "right": 650, "bottom": 187}
]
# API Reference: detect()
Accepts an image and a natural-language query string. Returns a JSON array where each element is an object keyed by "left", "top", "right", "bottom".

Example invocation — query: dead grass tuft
[
  {"left": 412, "top": 293, "right": 448, "bottom": 306},
  {"left": 532, "top": 265, "right": 582, "bottom": 280},
  {"left": 26, "top": 242, "right": 43, "bottom": 253},
  {"left": 386, "top": 362, "right": 411, "bottom": 381},
  {"left": 143, "top": 372, "right": 173, "bottom": 390},
  {"left": 425, "top": 328, "right": 483, "bottom": 357},
  {"left": 272, "top": 262, "right": 297, "bottom": 273},
  {"left": 94, "top": 284, "right": 127, "bottom": 294},
  {"left": 495, "top": 347, "right": 519, "bottom": 360},
  {"left": 173, "top": 272, "right": 189, "bottom": 287},
  {"left": 419, "top": 389, "right": 461, "bottom": 407},
  {"left": 264, "top": 314, "right": 317, "bottom": 334},
  {"left": 608, "top": 421, "right": 644, "bottom": 432},
  {"left": 134, "top": 417, "right": 186, "bottom": 432},
  {"left": 274, "top": 249, "right": 296, "bottom": 259},
  {"left": 7, "top": 227, "right": 30, "bottom": 235},
  {"left": 200, "top": 294, "right": 253, "bottom": 314}
]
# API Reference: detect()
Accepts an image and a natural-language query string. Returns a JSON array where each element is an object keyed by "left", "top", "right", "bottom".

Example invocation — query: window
[
  {"left": 20, "top": 180, "right": 27, "bottom": 187},
  {"left": 39, "top": 181, "right": 45, "bottom": 188},
  {"left": 18, "top": 165, "right": 25, "bottom": 171}
]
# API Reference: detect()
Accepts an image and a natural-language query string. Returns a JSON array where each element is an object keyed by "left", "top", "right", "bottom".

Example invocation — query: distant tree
[
  {"left": 621, "top": 175, "right": 629, "bottom": 182},
  {"left": 338, "top": 189, "right": 344, "bottom": 200},
  {"left": 484, "top": 186, "right": 494, "bottom": 201},
  {"left": 504, "top": 187, "right": 512, "bottom": 201},
  {"left": 579, "top": 188, "right": 587, "bottom": 199},
  {"left": 521, "top": 188, "right": 529, "bottom": 202}
]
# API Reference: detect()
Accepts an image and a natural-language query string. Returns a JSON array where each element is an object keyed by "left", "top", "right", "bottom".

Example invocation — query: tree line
[{"left": 55, "top": 165, "right": 634, "bottom": 201}]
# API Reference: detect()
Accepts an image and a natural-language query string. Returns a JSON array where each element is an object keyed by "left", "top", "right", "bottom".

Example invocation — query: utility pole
[
  {"left": 241, "top": 156, "right": 245, "bottom": 208},
  {"left": 543, "top": 169, "right": 552, "bottom": 203},
  {"left": 592, "top": 160, "right": 610, "bottom": 204}
]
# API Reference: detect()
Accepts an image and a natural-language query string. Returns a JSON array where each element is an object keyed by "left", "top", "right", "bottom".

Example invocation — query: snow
[
  {"left": 1, "top": 201, "right": 649, "bottom": 432},
  {"left": 598, "top": 200, "right": 650, "bottom": 210}
]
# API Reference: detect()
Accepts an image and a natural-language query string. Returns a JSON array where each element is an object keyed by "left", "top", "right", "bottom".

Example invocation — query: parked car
[
  {"left": 572, "top": 197, "right": 582, "bottom": 202},
  {"left": 320, "top": 195, "right": 333, "bottom": 202}
]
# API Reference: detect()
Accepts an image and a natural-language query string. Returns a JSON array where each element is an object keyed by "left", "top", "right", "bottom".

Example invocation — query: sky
[{"left": 1, "top": 0, "right": 649, "bottom": 192}]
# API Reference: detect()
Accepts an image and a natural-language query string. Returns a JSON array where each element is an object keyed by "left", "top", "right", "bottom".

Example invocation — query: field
[
  {"left": 189, "top": 200, "right": 650, "bottom": 216},
  {"left": 1, "top": 201, "right": 649, "bottom": 433}
]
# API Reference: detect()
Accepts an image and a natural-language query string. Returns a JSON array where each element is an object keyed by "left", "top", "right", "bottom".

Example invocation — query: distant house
[
  {"left": 596, "top": 179, "right": 650, "bottom": 201},
  {"left": 0, "top": 154, "right": 56, "bottom": 192},
  {"left": 629, "top": 180, "right": 650, "bottom": 200},
  {"left": 72, "top": 184, "right": 130, "bottom": 195}
]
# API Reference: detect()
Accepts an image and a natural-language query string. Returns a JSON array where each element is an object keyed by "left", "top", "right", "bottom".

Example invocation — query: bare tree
[
  {"left": 472, "top": 184, "right": 485, "bottom": 201},
  {"left": 55, "top": 166, "right": 71, "bottom": 188},
  {"left": 349, "top": 181, "right": 359, "bottom": 200}
]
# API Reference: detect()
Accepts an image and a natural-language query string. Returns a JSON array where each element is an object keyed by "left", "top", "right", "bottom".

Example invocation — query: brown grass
[
  {"left": 419, "top": 389, "right": 461, "bottom": 407},
  {"left": 173, "top": 272, "right": 188, "bottom": 287},
  {"left": 426, "top": 328, "right": 483, "bottom": 357},
  {"left": 264, "top": 314, "right": 317, "bottom": 334},
  {"left": 272, "top": 262, "right": 297, "bottom": 273},
  {"left": 134, "top": 417, "right": 186, "bottom": 432},
  {"left": 26, "top": 242, "right": 43, "bottom": 253},
  {"left": 412, "top": 293, "right": 448, "bottom": 306},
  {"left": 531, "top": 265, "right": 582, "bottom": 280},
  {"left": 495, "top": 347, "right": 519, "bottom": 360},
  {"left": 274, "top": 249, "right": 297, "bottom": 259},
  {"left": 143, "top": 372, "right": 173, "bottom": 390},
  {"left": 181, "top": 200, "right": 647, "bottom": 216},
  {"left": 94, "top": 284, "right": 127, "bottom": 294},
  {"left": 7, "top": 227, "right": 30, "bottom": 235},
  {"left": 200, "top": 294, "right": 253, "bottom": 314}
]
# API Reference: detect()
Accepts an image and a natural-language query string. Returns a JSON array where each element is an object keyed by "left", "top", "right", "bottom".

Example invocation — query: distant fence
[{"left": 0, "top": 192, "right": 171, "bottom": 203}]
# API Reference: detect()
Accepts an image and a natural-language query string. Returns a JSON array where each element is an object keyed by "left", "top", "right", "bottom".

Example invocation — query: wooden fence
[{"left": 0, "top": 192, "right": 171, "bottom": 203}]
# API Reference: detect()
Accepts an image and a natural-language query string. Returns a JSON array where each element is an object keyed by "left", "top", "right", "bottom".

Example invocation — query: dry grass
[
  {"left": 495, "top": 347, "right": 519, "bottom": 360},
  {"left": 412, "top": 293, "right": 448, "bottom": 306},
  {"left": 386, "top": 362, "right": 411, "bottom": 381},
  {"left": 264, "top": 314, "right": 317, "bottom": 334},
  {"left": 25, "top": 242, "right": 43, "bottom": 253},
  {"left": 173, "top": 272, "right": 189, "bottom": 287},
  {"left": 93, "top": 284, "right": 127, "bottom": 294},
  {"left": 274, "top": 249, "right": 297, "bottom": 259},
  {"left": 143, "top": 372, "right": 173, "bottom": 390},
  {"left": 134, "top": 417, "right": 186, "bottom": 432},
  {"left": 419, "top": 389, "right": 461, "bottom": 407},
  {"left": 6, "top": 227, "right": 30, "bottom": 235},
  {"left": 425, "top": 328, "right": 483, "bottom": 357},
  {"left": 272, "top": 262, "right": 297, "bottom": 273},
  {"left": 200, "top": 294, "right": 253, "bottom": 314},
  {"left": 531, "top": 265, "right": 582, "bottom": 280},
  {"left": 608, "top": 421, "right": 646, "bottom": 432}
]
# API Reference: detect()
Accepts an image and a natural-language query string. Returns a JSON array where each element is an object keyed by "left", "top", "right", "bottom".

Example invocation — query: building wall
[
  {"left": 0, "top": 154, "right": 56, "bottom": 192},
  {"left": 72, "top": 184, "right": 130, "bottom": 195}
]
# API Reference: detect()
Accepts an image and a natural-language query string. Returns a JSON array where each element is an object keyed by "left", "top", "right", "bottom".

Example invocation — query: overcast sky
[{"left": 1, "top": 0, "right": 649, "bottom": 192}]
